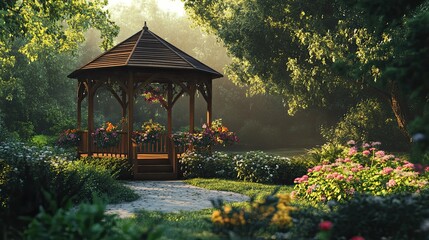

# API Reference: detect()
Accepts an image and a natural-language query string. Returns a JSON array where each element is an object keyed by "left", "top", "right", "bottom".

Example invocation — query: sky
[{"left": 108, "top": 0, "right": 186, "bottom": 16}]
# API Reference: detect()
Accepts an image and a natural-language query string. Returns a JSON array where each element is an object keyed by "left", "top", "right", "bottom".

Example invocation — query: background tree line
[{"left": 2, "top": 0, "right": 425, "bottom": 152}]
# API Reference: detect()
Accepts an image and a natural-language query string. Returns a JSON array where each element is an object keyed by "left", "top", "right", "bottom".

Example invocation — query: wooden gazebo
[{"left": 68, "top": 23, "right": 222, "bottom": 180}]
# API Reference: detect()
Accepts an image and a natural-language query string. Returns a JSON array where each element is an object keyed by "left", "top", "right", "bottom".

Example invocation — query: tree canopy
[
  {"left": 183, "top": 0, "right": 429, "bottom": 143},
  {"left": 0, "top": 0, "right": 119, "bottom": 100}
]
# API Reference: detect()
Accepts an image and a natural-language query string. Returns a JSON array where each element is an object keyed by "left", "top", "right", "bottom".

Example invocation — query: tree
[
  {"left": 0, "top": 0, "right": 119, "bottom": 100},
  {"left": 182, "top": 0, "right": 428, "bottom": 142}
]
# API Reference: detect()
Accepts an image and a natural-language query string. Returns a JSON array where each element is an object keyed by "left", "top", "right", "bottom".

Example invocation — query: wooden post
[
  {"left": 167, "top": 83, "right": 175, "bottom": 174},
  {"left": 87, "top": 79, "right": 94, "bottom": 156},
  {"left": 127, "top": 72, "right": 134, "bottom": 164},
  {"left": 77, "top": 80, "right": 82, "bottom": 130},
  {"left": 121, "top": 90, "right": 127, "bottom": 132},
  {"left": 189, "top": 83, "right": 196, "bottom": 133},
  {"left": 206, "top": 80, "right": 213, "bottom": 126}
]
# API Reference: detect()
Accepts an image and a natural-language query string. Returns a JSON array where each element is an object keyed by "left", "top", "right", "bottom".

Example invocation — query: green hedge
[{"left": 179, "top": 150, "right": 314, "bottom": 184}]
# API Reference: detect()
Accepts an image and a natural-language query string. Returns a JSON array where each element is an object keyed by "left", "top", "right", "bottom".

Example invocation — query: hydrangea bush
[{"left": 293, "top": 141, "right": 429, "bottom": 204}]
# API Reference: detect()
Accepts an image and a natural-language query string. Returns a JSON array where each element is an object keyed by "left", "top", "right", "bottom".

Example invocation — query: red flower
[
  {"left": 319, "top": 220, "right": 333, "bottom": 231},
  {"left": 350, "top": 236, "right": 365, "bottom": 240}
]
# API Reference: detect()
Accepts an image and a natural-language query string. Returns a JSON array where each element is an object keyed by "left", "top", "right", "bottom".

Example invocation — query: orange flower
[{"left": 106, "top": 122, "right": 116, "bottom": 132}]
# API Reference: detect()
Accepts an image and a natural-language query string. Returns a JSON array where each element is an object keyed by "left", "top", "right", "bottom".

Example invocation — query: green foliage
[
  {"left": 31, "top": 135, "right": 56, "bottom": 147},
  {"left": 289, "top": 191, "right": 429, "bottom": 240},
  {"left": 321, "top": 99, "right": 407, "bottom": 150},
  {"left": 24, "top": 201, "right": 154, "bottom": 240},
  {"left": 0, "top": 141, "right": 137, "bottom": 235},
  {"left": 293, "top": 143, "right": 429, "bottom": 204},
  {"left": 180, "top": 151, "right": 236, "bottom": 179},
  {"left": 61, "top": 161, "right": 138, "bottom": 204},
  {"left": 79, "top": 157, "right": 133, "bottom": 180},
  {"left": 135, "top": 209, "right": 217, "bottom": 240},
  {"left": 307, "top": 143, "right": 348, "bottom": 164}
]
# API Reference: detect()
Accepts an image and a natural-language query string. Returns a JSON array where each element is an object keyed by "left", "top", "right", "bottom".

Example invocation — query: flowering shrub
[
  {"left": 211, "top": 193, "right": 295, "bottom": 237},
  {"left": 293, "top": 141, "right": 429, "bottom": 204},
  {"left": 92, "top": 122, "right": 120, "bottom": 148},
  {"left": 179, "top": 151, "right": 236, "bottom": 179},
  {"left": 133, "top": 120, "right": 165, "bottom": 144},
  {"left": 57, "top": 129, "right": 81, "bottom": 148}
]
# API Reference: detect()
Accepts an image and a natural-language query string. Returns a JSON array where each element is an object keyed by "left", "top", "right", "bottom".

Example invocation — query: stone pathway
[{"left": 105, "top": 180, "right": 249, "bottom": 218}]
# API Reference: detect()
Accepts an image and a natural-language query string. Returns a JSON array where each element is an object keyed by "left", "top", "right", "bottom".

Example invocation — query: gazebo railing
[
  {"left": 78, "top": 131, "right": 187, "bottom": 157},
  {"left": 78, "top": 131, "right": 128, "bottom": 157}
]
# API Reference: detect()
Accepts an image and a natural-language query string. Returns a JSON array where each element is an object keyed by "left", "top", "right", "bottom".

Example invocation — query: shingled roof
[{"left": 68, "top": 23, "right": 223, "bottom": 79}]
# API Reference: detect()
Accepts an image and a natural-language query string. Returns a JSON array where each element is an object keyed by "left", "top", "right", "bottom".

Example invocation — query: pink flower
[
  {"left": 313, "top": 165, "right": 322, "bottom": 172},
  {"left": 362, "top": 150, "right": 371, "bottom": 156},
  {"left": 351, "top": 167, "right": 359, "bottom": 172},
  {"left": 425, "top": 166, "right": 429, "bottom": 172},
  {"left": 348, "top": 147, "right": 357, "bottom": 156},
  {"left": 350, "top": 236, "right": 365, "bottom": 240},
  {"left": 382, "top": 167, "right": 394, "bottom": 175},
  {"left": 386, "top": 179, "right": 396, "bottom": 188},
  {"left": 403, "top": 162, "right": 414, "bottom": 169},
  {"left": 347, "top": 140, "right": 356, "bottom": 146},
  {"left": 375, "top": 151, "right": 385, "bottom": 158},
  {"left": 362, "top": 143, "right": 371, "bottom": 149},
  {"left": 319, "top": 220, "right": 333, "bottom": 231},
  {"left": 336, "top": 174, "right": 345, "bottom": 180}
]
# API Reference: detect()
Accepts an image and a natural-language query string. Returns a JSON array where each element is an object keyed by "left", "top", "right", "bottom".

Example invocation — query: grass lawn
[
  {"left": 184, "top": 178, "right": 294, "bottom": 198},
  {"left": 132, "top": 178, "right": 296, "bottom": 239}
]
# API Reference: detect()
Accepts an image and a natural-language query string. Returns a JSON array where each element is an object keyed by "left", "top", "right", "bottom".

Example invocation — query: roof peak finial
[{"left": 143, "top": 21, "right": 148, "bottom": 30}]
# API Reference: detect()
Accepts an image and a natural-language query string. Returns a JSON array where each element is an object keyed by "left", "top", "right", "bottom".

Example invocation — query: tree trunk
[{"left": 388, "top": 81, "right": 411, "bottom": 142}]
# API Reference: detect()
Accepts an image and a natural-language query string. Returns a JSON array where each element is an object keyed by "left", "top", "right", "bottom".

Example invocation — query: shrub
[
  {"left": 0, "top": 141, "right": 137, "bottom": 236},
  {"left": 79, "top": 157, "right": 133, "bottom": 180},
  {"left": 62, "top": 160, "right": 138, "bottom": 204},
  {"left": 180, "top": 151, "right": 236, "bottom": 179},
  {"left": 180, "top": 150, "right": 312, "bottom": 184},
  {"left": 293, "top": 142, "right": 429, "bottom": 204},
  {"left": 289, "top": 191, "right": 429, "bottom": 240},
  {"left": 24, "top": 201, "right": 153, "bottom": 240},
  {"left": 307, "top": 142, "right": 348, "bottom": 163},
  {"left": 31, "top": 134, "right": 57, "bottom": 147},
  {"left": 211, "top": 192, "right": 295, "bottom": 238},
  {"left": 234, "top": 151, "right": 293, "bottom": 184}
]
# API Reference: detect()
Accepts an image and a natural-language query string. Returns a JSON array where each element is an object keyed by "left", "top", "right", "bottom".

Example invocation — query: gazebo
[{"left": 68, "top": 23, "right": 223, "bottom": 180}]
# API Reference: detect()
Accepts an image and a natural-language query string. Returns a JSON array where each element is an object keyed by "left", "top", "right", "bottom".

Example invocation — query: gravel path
[{"left": 105, "top": 181, "right": 249, "bottom": 218}]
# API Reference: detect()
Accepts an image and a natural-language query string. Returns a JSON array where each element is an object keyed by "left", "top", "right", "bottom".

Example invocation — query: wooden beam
[
  {"left": 197, "top": 83, "right": 209, "bottom": 103},
  {"left": 172, "top": 89, "right": 185, "bottom": 107},
  {"left": 127, "top": 72, "right": 135, "bottom": 164}
]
